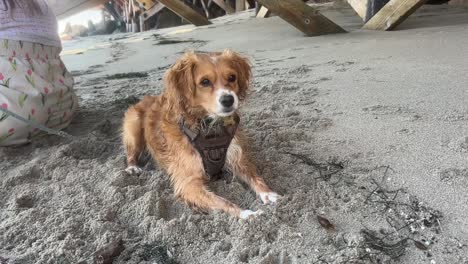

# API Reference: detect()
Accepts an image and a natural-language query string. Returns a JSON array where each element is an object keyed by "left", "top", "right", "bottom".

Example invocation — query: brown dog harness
[{"left": 180, "top": 114, "right": 240, "bottom": 180}]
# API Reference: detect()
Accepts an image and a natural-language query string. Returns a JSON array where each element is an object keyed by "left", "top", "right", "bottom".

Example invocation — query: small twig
[
  {"left": 365, "top": 186, "right": 380, "bottom": 204},
  {"left": 369, "top": 200, "right": 413, "bottom": 208},
  {"left": 391, "top": 189, "right": 400, "bottom": 201},
  {"left": 378, "top": 221, "right": 415, "bottom": 242},
  {"left": 283, "top": 151, "right": 344, "bottom": 181},
  {"left": 385, "top": 216, "right": 399, "bottom": 231},
  {"left": 381, "top": 165, "right": 391, "bottom": 183},
  {"left": 371, "top": 178, "right": 389, "bottom": 199},
  {"left": 361, "top": 229, "right": 408, "bottom": 259}
]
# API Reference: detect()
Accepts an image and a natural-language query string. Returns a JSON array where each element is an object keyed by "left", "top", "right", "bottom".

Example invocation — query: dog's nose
[{"left": 220, "top": 95, "right": 234, "bottom": 108}]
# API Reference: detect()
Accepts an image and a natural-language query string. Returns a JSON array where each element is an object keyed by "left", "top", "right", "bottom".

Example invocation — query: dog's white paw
[
  {"left": 240, "top": 209, "right": 263, "bottom": 219},
  {"left": 125, "top": 165, "right": 143, "bottom": 175},
  {"left": 259, "top": 192, "right": 280, "bottom": 205}
]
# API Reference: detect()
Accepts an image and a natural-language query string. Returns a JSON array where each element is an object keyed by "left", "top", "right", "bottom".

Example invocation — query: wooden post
[
  {"left": 256, "top": 6, "right": 270, "bottom": 18},
  {"left": 140, "top": 14, "right": 146, "bottom": 31},
  {"left": 126, "top": 0, "right": 133, "bottom": 32},
  {"left": 157, "top": 0, "right": 212, "bottom": 26},
  {"left": 200, "top": 0, "right": 210, "bottom": 18},
  {"left": 135, "top": 0, "right": 166, "bottom": 31},
  {"left": 256, "top": 0, "right": 346, "bottom": 36},
  {"left": 142, "top": 2, "right": 165, "bottom": 20},
  {"left": 132, "top": 17, "right": 139, "bottom": 32},
  {"left": 212, "top": 0, "right": 235, "bottom": 13},
  {"left": 236, "top": 0, "right": 245, "bottom": 11},
  {"left": 363, "top": 0, "right": 427, "bottom": 30},
  {"left": 137, "top": 0, "right": 157, "bottom": 8}
]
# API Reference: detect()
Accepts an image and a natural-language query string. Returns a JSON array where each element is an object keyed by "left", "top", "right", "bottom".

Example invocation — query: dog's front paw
[
  {"left": 125, "top": 165, "right": 143, "bottom": 175},
  {"left": 259, "top": 192, "right": 280, "bottom": 205},
  {"left": 240, "top": 209, "right": 263, "bottom": 219}
]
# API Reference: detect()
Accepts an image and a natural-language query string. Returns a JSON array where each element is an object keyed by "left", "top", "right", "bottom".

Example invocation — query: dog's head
[{"left": 164, "top": 50, "right": 251, "bottom": 118}]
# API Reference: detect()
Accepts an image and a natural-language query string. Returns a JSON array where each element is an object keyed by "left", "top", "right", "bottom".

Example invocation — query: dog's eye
[
  {"left": 227, "top": 75, "right": 236, "bottom": 82},
  {"left": 200, "top": 79, "right": 211, "bottom": 87}
]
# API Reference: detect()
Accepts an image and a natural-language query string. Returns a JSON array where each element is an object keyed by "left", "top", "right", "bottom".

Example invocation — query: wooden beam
[
  {"left": 137, "top": 0, "right": 158, "bottom": 9},
  {"left": 363, "top": 0, "right": 427, "bottom": 30},
  {"left": 256, "top": 6, "right": 270, "bottom": 18},
  {"left": 212, "top": 0, "right": 235, "bottom": 13},
  {"left": 48, "top": 0, "right": 109, "bottom": 19},
  {"left": 236, "top": 0, "right": 246, "bottom": 11},
  {"left": 157, "top": 0, "right": 212, "bottom": 26},
  {"left": 256, "top": 0, "right": 346, "bottom": 36},
  {"left": 347, "top": 0, "right": 367, "bottom": 20},
  {"left": 142, "top": 2, "right": 166, "bottom": 20}
]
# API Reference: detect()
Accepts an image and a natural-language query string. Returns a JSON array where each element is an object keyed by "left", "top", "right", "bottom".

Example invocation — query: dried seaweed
[
  {"left": 282, "top": 151, "right": 345, "bottom": 180},
  {"left": 138, "top": 243, "right": 178, "bottom": 264},
  {"left": 361, "top": 229, "right": 408, "bottom": 259},
  {"left": 105, "top": 72, "right": 148, "bottom": 80}
]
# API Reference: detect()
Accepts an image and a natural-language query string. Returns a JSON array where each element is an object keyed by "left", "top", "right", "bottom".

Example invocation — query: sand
[{"left": 1, "top": 4, "right": 468, "bottom": 264}]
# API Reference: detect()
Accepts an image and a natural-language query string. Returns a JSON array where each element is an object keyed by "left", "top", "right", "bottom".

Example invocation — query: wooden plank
[
  {"left": 363, "top": 0, "right": 427, "bottom": 30},
  {"left": 236, "top": 0, "right": 246, "bottom": 11},
  {"left": 256, "top": 6, "right": 270, "bottom": 18},
  {"left": 347, "top": 0, "right": 367, "bottom": 20},
  {"left": 212, "top": 0, "right": 235, "bottom": 13},
  {"left": 256, "top": 0, "right": 346, "bottom": 36},
  {"left": 48, "top": 0, "right": 109, "bottom": 19},
  {"left": 142, "top": 2, "right": 166, "bottom": 20},
  {"left": 158, "top": 0, "right": 212, "bottom": 26},
  {"left": 137, "top": 0, "right": 158, "bottom": 9}
]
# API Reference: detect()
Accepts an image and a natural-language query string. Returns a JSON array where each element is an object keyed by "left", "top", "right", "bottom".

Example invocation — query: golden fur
[{"left": 122, "top": 50, "right": 277, "bottom": 218}]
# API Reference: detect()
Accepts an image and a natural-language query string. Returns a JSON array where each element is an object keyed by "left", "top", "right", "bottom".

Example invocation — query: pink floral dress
[{"left": 0, "top": 40, "right": 78, "bottom": 146}]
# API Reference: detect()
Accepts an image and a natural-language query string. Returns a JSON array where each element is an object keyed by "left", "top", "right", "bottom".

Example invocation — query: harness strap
[
  {"left": 180, "top": 120, "right": 199, "bottom": 141},
  {"left": 0, "top": 107, "right": 76, "bottom": 139},
  {"left": 180, "top": 114, "right": 239, "bottom": 180}
]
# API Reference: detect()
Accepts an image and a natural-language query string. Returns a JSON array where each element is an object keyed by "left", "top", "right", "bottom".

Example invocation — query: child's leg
[
  {"left": 0, "top": 98, "right": 30, "bottom": 146},
  {"left": 0, "top": 41, "right": 77, "bottom": 146}
]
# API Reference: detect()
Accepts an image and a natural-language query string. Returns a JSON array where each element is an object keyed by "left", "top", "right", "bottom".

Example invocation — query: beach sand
[{"left": 1, "top": 4, "right": 468, "bottom": 263}]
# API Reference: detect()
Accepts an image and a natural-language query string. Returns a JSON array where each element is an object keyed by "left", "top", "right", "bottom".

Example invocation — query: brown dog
[{"left": 122, "top": 50, "right": 279, "bottom": 218}]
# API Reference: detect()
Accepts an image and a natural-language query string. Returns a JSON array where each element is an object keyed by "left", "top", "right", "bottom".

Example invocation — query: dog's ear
[
  {"left": 164, "top": 51, "right": 198, "bottom": 112},
  {"left": 223, "top": 49, "right": 252, "bottom": 100}
]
